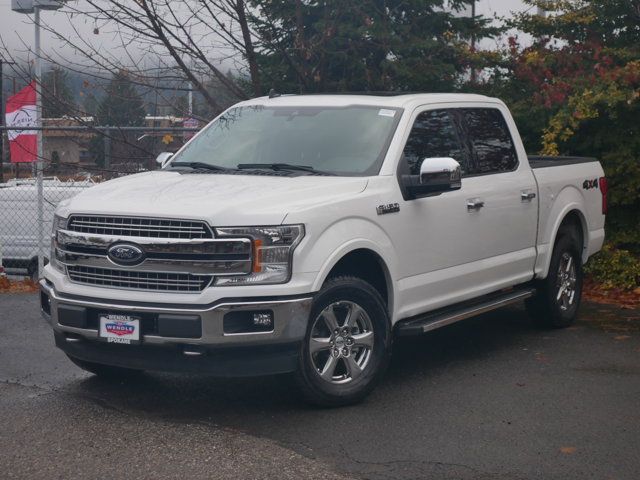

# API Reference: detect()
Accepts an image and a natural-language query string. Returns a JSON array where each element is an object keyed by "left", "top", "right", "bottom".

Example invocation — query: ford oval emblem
[{"left": 107, "top": 244, "right": 145, "bottom": 266}]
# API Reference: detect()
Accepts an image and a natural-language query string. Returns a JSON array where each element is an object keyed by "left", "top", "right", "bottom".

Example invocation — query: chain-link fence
[{"left": 0, "top": 125, "right": 200, "bottom": 277}]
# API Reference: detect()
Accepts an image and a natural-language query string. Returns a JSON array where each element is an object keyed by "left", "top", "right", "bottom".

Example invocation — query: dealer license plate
[{"left": 98, "top": 314, "right": 141, "bottom": 345}]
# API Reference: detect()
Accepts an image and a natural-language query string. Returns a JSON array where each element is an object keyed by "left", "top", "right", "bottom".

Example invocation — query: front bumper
[{"left": 40, "top": 280, "right": 313, "bottom": 376}]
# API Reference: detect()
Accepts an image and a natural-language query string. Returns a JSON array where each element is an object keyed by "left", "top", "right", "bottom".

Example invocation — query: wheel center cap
[{"left": 334, "top": 336, "right": 346, "bottom": 348}]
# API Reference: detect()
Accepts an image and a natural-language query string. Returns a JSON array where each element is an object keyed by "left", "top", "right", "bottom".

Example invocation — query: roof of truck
[{"left": 238, "top": 92, "right": 501, "bottom": 110}]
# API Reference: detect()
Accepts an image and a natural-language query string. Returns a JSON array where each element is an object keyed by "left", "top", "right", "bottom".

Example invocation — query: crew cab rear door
[{"left": 451, "top": 105, "right": 538, "bottom": 287}]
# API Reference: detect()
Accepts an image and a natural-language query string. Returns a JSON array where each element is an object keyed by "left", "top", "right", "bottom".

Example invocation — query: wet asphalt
[{"left": 1, "top": 293, "right": 639, "bottom": 480}]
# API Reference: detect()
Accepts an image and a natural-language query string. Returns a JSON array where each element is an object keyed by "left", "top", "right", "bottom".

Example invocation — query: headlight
[
  {"left": 50, "top": 214, "right": 67, "bottom": 273},
  {"left": 214, "top": 225, "right": 304, "bottom": 285}
]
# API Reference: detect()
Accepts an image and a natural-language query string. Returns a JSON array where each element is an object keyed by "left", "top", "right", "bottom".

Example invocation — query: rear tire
[
  {"left": 526, "top": 228, "right": 583, "bottom": 328},
  {"left": 66, "top": 355, "right": 143, "bottom": 378},
  {"left": 295, "top": 276, "right": 391, "bottom": 407}
]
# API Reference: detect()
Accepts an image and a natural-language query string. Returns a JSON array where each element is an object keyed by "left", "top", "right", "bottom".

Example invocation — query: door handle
[
  {"left": 521, "top": 191, "right": 536, "bottom": 201},
  {"left": 466, "top": 198, "right": 485, "bottom": 211}
]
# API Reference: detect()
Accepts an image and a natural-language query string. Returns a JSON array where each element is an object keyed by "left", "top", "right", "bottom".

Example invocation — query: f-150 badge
[{"left": 377, "top": 203, "right": 400, "bottom": 215}]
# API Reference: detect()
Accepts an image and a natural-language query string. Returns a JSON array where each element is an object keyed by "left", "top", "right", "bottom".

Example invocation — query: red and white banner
[{"left": 5, "top": 81, "right": 37, "bottom": 163}]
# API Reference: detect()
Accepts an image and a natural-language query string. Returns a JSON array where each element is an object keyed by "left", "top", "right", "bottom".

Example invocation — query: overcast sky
[{"left": 0, "top": 0, "right": 533, "bottom": 70}]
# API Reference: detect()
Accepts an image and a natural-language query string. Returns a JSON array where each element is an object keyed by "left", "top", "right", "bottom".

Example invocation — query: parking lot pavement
[{"left": 1, "top": 293, "right": 639, "bottom": 480}]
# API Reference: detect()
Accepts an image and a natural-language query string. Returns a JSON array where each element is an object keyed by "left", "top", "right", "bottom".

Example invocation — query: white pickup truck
[{"left": 40, "top": 93, "right": 606, "bottom": 406}]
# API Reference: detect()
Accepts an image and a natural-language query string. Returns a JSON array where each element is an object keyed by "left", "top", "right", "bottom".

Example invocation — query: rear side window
[
  {"left": 402, "top": 109, "right": 467, "bottom": 175},
  {"left": 459, "top": 108, "right": 518, "bottom": 174}
]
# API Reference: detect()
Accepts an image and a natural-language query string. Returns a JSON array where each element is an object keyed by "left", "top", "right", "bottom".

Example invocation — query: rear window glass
[{"left": 460, "top": 109, "right": 518, "bottom": 174}]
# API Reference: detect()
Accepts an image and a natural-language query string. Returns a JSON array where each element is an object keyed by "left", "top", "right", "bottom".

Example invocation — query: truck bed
[
  {"left": 528, "top": 155, "right": 598, "bottom": 168},
  {"left": 528, "top": 156, "right": 598, "bottom": 169}
]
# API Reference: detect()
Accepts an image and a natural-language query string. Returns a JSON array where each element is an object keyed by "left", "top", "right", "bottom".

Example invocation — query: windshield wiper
[
  {"left": 169, "top": 161, "right": 233, "bottom": 171},
  {"left": 237, "top": 163, "right": 334, "bottom": 175}
]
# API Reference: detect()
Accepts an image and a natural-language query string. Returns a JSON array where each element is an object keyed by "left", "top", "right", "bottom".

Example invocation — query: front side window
[
  {"left": 459, "top": 108, "right": 518, "bottom": 174},
  {"left": 401, "top": 109, "right": 466, "bottom": 175},
  {"left": 170, "top": 105, "right": 402, "bottom": 176}
]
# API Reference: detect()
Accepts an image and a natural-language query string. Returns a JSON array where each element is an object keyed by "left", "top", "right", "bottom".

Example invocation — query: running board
[{"left": 395, "top": 287, "right": 536, "bottom": 336}]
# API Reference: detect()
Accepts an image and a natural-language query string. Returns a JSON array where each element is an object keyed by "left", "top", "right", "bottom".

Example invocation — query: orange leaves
[
  {"left": 613, "top": 335, "right": 631, "bottom": 341},
  {"left": 0, "top": 278, "right": 39, "bottom": 294},
  {"left": 560, "top": 446, "right": 577, "bottom": 455},
  {"left": 583, "top": 278, "right": 640, "bottom": 310}
]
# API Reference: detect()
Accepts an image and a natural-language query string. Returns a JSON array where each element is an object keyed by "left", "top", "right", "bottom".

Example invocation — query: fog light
[
  {"left": 253, "top": 312, "right": 273, "bottom": 328},
  {"left": 223, "top": 310, "right": 274, "bottom": 334}
]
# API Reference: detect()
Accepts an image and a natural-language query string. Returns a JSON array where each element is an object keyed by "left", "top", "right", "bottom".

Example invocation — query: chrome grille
[
  {"left": 67, "top": 216, "right": 212, "bottom": 239},
  {"left": 67, "top": 266, "right": 212, "bottom": 292}
]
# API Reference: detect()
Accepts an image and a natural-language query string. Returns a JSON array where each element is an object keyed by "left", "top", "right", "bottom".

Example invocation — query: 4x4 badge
[{"left": 376, "top": 203, "right": 400, "bottom": 215}]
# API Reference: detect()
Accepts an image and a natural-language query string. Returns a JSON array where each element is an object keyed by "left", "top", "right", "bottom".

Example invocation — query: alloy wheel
[
  {"left": 308, "top": 301, "right": 374, "bottom": 384},
  {"left": 556, "top": 252, "right": 577, "bottom": 311}
]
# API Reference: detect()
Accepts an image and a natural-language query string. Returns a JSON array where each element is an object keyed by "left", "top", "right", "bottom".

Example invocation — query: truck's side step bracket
[{"left": 395, "top": 287, "right": 536, "bottom": 336}]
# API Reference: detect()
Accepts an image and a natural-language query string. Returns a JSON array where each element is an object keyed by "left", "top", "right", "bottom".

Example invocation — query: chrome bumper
[{"left": 39, "top": 280, "right": 313, "bottom": 349}]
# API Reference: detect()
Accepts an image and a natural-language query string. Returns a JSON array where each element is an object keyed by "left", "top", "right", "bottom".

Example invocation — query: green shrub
[{"left": 584, "top": 244, "right": 640, "bottom": 290}]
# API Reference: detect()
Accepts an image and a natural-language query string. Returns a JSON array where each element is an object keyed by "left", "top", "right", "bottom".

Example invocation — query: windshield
[{"left": 169, "top": 105, "right": 402, "bottom": 175}]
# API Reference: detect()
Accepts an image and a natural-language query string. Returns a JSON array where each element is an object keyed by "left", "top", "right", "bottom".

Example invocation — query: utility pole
[
  {"left": 0, "top": 59, "right": 4, "bottom": 184},
  {"left": 12, "top": 0, "right": 66, "bottom": 278},
  {"left": 35, "top": 5, "right": 45, "bottom": 277}
]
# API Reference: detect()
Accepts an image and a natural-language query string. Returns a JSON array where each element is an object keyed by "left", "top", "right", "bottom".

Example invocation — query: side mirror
[
  {"left": 155, "top": 152, "right": 174, "bottom": 169},
  {"left": 402, "top": 157, "right": 462, "bottom": 199}
]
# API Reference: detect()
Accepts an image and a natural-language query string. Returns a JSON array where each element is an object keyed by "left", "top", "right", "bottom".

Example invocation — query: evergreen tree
[
  {"left": 171, "top": 95, "right": 189, "bottom": 117},
  {"left": 249, "top": 0, "right": 498, "bottom": 93},
  {"left": 499, "top": 0, "right": 640, "bottom": 209},
  {"left": 90, "top": 71, "right": 147, "bottom": 168},
  {"left": 82, "top": 91, "right": 99, "bottom": 116},
  {"left": 96, "top": 70, "right": 146, "bottom": 126},
  {"left": 42, "top": 67, "right": 75, "bottom": 118}
]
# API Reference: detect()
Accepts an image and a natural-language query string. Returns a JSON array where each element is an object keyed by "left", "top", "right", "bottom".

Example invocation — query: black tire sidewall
[
  {"left": 542, "top": 231, "right": 584, "bottom": 327},
  {"left": 296, "top": 276, "right": 391, "bottom": 406}
]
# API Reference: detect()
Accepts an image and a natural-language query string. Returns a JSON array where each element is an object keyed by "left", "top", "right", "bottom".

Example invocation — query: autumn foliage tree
[
  {"left": 487, "top": 0, "right": 640, "bottom": 291},
  {"left": 500, "top": 0, "right": 640, "bottom": 210}
]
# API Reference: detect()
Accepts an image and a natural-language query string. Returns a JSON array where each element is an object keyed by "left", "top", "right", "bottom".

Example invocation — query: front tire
[
  {"left": 526, "top": 228, "right": 583, "bottom": 328},
  {"left": 295, "top": 276, "right": 391, "bottom": 407}
]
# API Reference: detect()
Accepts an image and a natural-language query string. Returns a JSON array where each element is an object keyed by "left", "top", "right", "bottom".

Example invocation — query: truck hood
[{"left": 58, "top": 171, "right": 369, "bottom": 225}]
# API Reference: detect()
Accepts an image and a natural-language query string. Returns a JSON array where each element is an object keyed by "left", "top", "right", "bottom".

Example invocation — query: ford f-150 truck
[{"left": 40, "top": 93, "right": 606, "bottom": 406}]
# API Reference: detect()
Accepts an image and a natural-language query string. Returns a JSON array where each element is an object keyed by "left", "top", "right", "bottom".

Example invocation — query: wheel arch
[
  {"left": 537, "top": 205, "right": 589, "bottom": 279},
  {"left": 557, "top": 210, "right": 586, "bottom": 249},
  {"left": 313, "top": 244, "right": 395, "bottom": 319}
]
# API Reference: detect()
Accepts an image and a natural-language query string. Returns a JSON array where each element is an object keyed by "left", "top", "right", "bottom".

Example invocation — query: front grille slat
[
  {"left": 68, "top": 266, "right": 211, "bottom": 293},
  {"left": 67, "top": 216, "right": 212, "bottom": 239},
  {"left": 70, "top": 222, "right": 204, "bottom": 233},
  {"left": 68, "top": 272, "right": 204, "bottom": 287}
]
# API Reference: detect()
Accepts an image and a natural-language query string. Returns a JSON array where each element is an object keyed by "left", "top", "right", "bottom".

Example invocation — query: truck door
[
  {"left": 389, "top": 105, "right": 537, "bottom": 318},
  {"left": 453, "top": 106, "right": 538, "bottom": 284}
]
